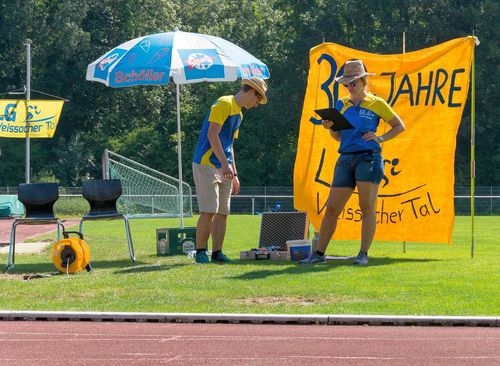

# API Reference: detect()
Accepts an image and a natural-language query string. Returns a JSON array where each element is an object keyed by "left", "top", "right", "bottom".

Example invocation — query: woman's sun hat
[{"left": 334, "top": 60, "right": 375, "bottom": 84}]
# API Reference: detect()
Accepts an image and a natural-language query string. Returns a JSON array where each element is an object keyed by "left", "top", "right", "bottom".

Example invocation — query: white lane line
[
  {"left": 2, "top": 356, "right": 495, "bottom": 361},
  {"left": 183, "top": 356, "right": 500, "bottom": 362},
  {"left": 159, "top": 335, "right": 182, "bottom": 342},
  {"left": 0, "top": 335, "right": 499, "bottom": 342},
  {"left": 0, "top": 338, "right": 166, "bottom": 342},
  {"left": 161, "top": 355, "right": 182, "bottom": 363},
  {"left": 152, "top": 335, "right": 500, "bottom": 341},
  {"left": 0, "top": 358, "right": 182, "bottom": 362},
  {"left": 1, "top": 331, "right": 499, "bottom": 341},
  {"left": 0, "top": 330, "right": 173, "bottom": 337},
  {"left": 125, "top": 353, "right": 175, "bottom": 356}
]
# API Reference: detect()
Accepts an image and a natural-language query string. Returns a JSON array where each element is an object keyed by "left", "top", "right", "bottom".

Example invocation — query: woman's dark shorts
[{"left": 332, "top": 151, "right": 384, "bottom": 188}]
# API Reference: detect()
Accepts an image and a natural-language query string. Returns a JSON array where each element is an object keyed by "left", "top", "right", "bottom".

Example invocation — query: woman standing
[{"left": 300, "top": 60, "right": 405, "bottom": 266}]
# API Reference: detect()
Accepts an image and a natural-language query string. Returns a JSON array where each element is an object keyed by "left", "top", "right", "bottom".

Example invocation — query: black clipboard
[{"left": 314, "top": 108, "right": 354, "bottom": 131}]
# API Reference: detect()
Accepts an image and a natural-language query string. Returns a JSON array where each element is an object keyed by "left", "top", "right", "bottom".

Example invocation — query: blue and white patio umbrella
[{"left": 86, "top": 30, "right": 270, "bottom": 226}]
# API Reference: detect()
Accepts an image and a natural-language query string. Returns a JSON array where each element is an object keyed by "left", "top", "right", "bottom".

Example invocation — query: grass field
[{"left": 0, "top": 215, "right": 498, "bottom": 316}]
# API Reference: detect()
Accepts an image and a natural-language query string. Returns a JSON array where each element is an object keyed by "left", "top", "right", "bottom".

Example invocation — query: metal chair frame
[
  {"left": 6, "top": 183, "right": 63, "bottom": 270},
  {"left": 79, "top": 179, "right": 135, "bottom": 262}
]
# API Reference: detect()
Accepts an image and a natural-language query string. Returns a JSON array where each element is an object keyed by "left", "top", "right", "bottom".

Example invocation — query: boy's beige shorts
[{"left": 192, "top": 163, "right": 232, "bottom": 215}]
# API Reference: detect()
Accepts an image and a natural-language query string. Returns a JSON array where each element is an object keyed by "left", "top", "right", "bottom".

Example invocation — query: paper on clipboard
[{"left": 314, "top": 108, "right": 354, "bottom": 131}]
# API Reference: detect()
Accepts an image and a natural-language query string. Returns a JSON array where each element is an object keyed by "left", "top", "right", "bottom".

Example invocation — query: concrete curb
[
  {"left": 0, "top": 242, "right": 50, "bottom": 254},
  {"left": 0, "top": 311, "right": 497, "bottom": 327}
]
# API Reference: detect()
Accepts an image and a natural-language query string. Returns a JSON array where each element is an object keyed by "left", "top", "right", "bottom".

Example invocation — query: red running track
[
  {"left": 0, "top": 218, "right": 80, "bottom": 244},
  {"left": 0, "top": 321, "right": 498, "bottom": 365}
]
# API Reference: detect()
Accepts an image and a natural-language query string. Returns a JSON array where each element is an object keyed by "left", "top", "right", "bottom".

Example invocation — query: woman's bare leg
[
  {"left": 357, "top": 181, "right": 380, "bottom": 252},
  {"left": 315, "top": 187, "right": 354, "bottom": 253}
]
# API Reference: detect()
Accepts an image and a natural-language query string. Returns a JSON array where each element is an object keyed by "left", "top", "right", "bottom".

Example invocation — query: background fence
[
  {"left": 1, "top": 186, "right": 499, "bottom": 216},
  {"left": 226, "top": 186, "right": 499, "bottom": 215}
]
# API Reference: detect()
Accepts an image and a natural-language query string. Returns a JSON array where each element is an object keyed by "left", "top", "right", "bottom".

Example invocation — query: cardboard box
[
  {"left": 286, "top": 240, "right": 311, "bottom": 262},
  {"left": 241, "top": 250, "right": 290, "bottom": 261},
  {"left": 240, "top": 250, "right": 270, "bottom": 260},
  {"left": 270, "top": 250, "right": 290, "bottom": 261}
]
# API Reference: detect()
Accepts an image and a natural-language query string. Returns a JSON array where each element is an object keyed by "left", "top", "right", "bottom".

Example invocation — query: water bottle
[{"left": 311, "top": 232, "right": 319, "bottom": 253}]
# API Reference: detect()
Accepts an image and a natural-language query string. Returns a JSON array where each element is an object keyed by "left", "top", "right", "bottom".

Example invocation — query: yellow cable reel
[{"left": 51, "top": 231, "right": 91, "bottom": 273}]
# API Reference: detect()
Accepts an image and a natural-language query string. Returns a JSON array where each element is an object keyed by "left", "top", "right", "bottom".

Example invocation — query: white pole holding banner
[
  {"left": 25, "top": 41, "right": 31, "bottom": 184},
  {"left": 176, "top": 83, "right": 184, "bottom": 228}
]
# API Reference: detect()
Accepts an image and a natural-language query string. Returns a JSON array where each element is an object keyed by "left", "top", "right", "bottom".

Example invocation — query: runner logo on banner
[
  {"left": 294, "top": 37, "right": 477, "bottom": 244},
  {"left": 0, "top": 100, "right": 64, "bottom": 138}
]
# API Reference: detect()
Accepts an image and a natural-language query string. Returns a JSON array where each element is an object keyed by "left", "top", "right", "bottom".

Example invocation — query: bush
[{"left": 54, "top": 196, "right": 89, "bottom": 217}]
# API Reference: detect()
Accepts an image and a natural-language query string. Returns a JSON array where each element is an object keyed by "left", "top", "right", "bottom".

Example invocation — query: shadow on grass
[
  {"left": 228, "top": 256, "right": 441, "bottom": 280},
  {"left": 3, "top": 262, "right": 56, "bottom": 274},
  {"left": 3, "top": 258, "right": 145, "bottom": 274},
  {"left": 344, "top": 256, "right": 441, "bottom": 267},
  {"left": 227, "top": 260, "right": 330, "bottom": 280},
  {"left": 114, "top": 262, "right": 188, "bottom": 274}
]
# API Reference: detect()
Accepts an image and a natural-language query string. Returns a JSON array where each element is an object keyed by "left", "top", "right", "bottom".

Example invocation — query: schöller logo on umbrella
[
  {"left": 114, "top": 69, "right": 166, "bottom": 84},
  {"left": 186, "top": 53, "right": 213, "bottom": 70},
  {"left": 177, "top": 49, "right": 224, "bottom": 80}
]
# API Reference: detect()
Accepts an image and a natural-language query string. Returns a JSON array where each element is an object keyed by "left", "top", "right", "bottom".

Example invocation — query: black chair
[
  {"left": 79, "top": 179, "right": 135, "bottom": 262},
  {"left": 6, "top": 183, "right": 64, "bottom": 270}
]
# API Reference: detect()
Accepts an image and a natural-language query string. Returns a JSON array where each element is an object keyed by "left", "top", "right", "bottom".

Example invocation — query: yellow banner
[
  {"left": 294, "top": 37, "right": 476, "bottom": 244},
  {"left": 0, "top": 100, "right": 64, "bottom": 138}
]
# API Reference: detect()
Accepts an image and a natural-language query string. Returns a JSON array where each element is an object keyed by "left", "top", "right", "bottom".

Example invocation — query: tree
[{"left": 0, "top": 0, "right": 497, "bottom": 188}]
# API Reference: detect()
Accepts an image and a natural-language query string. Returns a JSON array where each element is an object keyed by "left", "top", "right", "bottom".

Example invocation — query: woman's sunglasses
[{"left": 342, "top": 80, "right": 358, "bottom": 88}]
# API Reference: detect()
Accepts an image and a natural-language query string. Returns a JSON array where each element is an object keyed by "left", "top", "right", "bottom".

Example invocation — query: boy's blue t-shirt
[{"left": 193, "top": 95, "right": 242, "bottom": 168}]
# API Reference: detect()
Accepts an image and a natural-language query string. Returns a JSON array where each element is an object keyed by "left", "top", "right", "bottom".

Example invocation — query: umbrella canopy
[
  {"left": 86, "top": 30, "right": 270, "bottom": 226},
  {"left": 86, "top": 30, "right": 269, "bottom": 86}
]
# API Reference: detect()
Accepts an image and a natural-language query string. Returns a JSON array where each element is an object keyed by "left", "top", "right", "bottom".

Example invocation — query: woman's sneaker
[
  {"left": 212, "top": 252, "right": 231, "bottom": 263},
  {"left": 353, "top": 251, "right": 369, "bottom": 266},
  {"left": 298, "top": 253, "right": 326, "bottom": 264}
]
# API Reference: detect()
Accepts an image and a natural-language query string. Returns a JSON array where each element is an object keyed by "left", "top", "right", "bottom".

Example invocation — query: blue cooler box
[{"left": 286, "top": 240, "right": 311, "bottom": 262}]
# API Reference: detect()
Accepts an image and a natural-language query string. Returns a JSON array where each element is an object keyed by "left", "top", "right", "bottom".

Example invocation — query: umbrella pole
[
  {"left": 25, "top": 41, "right": 31, "bottom": 183},
  {"left": 176, "top": 83, "right": 184, "bottom": 228}
]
